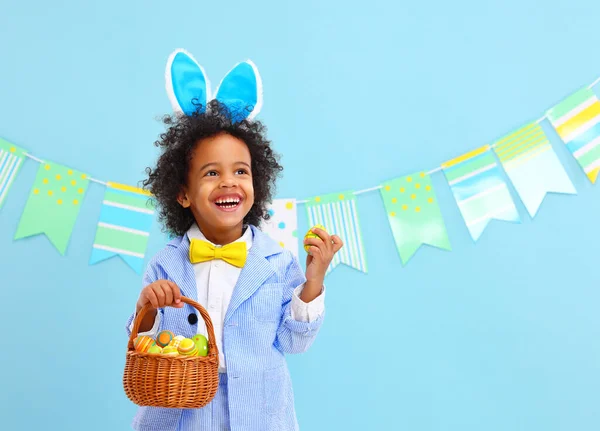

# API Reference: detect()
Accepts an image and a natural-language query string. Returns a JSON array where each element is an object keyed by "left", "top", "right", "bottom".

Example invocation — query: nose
[{"left": 219, "top": 174, "right": 237, "bottom": 188}]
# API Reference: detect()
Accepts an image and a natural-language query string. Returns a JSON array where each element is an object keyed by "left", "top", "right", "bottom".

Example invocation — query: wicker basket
[{"left": 123, "top": 296, "right": 219, "bottom": 409}]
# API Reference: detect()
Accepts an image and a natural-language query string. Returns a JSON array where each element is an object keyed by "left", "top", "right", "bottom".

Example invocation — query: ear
[
  {"left": 165, "top": 49, "right": 211, "bottom": 116},
  {"left": 177, "top": 189, "right": 191, "bottom": 208},
  {"left": 214, "top": 59, "right": 263, "bottom": 123}
]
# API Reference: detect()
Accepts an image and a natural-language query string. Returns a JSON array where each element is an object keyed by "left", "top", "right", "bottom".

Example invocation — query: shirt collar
[{"left": 186, "top": 223, "right": 253, "bottom": 250}]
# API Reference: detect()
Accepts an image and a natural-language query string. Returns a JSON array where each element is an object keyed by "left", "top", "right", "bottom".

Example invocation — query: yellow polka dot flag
[
  {"left": 306, "top": 191, "right": 367, "bottom": 274},
  {"left": 380, "top": 172, "right": 451, "bottom": 264},
  {"left": 261, "top": 199, "right": 299, "bottom": 257},
  {"left": 0, "top": 138, "right": 26, "bottom": 210},
  {"left": 14, "top": 161, "right": 90, "bottom": 255}
]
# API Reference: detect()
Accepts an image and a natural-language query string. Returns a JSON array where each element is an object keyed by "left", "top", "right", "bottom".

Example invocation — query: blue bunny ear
[
  {"left": 214, "top": 60, "right": 263, "bottom": 122},
  {"left": 165, "top": 49, "right": 211, "bottom": 116}
]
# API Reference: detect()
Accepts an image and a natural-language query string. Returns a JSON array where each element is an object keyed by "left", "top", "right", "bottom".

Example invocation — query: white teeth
[{"left": 216, "top": 197, "right": 240, "bottom": 206}]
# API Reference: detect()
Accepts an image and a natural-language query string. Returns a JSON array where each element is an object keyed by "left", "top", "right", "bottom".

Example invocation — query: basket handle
[{"left": 127, "top": 296, "right": 219, "bottom": 360}]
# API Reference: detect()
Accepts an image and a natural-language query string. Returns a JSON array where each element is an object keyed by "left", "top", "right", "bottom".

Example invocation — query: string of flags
[{"left": 0, "top": 77, "right": 599, "bottom": 276}]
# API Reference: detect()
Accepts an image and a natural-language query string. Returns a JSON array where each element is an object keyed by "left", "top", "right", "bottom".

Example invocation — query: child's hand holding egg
[
  {"left": 303, "top": 224, "right": 344, "bottom": 283},
  {"left": 303, "top": 224, "right": 326, "bottom": 253}
]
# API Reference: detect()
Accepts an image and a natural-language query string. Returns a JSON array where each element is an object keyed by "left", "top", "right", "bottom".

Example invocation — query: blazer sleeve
[
  {"left": 275, "top": 252, "right": 325, "bottom": 354},
  {"left": 125, "top": 257, "right": 166, "bottom": 338}
]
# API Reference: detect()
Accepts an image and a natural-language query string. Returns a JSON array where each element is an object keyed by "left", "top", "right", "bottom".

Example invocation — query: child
[{"left": 125, "top": 52, "right": 342, "bottom": 431}]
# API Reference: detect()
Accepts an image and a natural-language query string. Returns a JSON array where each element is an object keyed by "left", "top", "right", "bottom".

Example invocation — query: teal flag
[
  {"left": 89, "top": 182, "right": 155, "bottom": 274},
  {"left": 493, "top": 122, "right": 576, "bottom": 217},
  {"left": 442, "top": 146, "right": 520, "bottom": 241}
]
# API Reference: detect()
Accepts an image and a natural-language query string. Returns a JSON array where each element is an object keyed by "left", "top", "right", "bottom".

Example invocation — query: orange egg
[
  {"left": 156, "top": 330, "right": 175, "bottom": 348},
  {"left": 133, "top": 335, "right": 155, "bottom": 353}
]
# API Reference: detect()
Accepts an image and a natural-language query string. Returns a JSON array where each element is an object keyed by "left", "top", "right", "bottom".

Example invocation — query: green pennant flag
[
  {"left": 14, "top": 161, "right": 90, "bottom": 254},
  {"left": 380, "top": 171, "right": 451, "bottom": 265}
]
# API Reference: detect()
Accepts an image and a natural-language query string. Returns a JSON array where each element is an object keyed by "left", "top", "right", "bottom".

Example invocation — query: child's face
[{"left": 178, "top": 133, "right": 255, "bottom": 237}]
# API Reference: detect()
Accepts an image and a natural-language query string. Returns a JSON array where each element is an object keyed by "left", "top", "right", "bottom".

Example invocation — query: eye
[
  {"left": 205, "top": 170, "right": 218, "bottom": 177},
  {"left": 236, "top": 168, "right": 249, "bottom": 175}
]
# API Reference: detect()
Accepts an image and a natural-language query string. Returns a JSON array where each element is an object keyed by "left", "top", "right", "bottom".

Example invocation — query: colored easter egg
[
  {"left": 161, "top": 345, "right": 179, "bottom": 357},
  {"left": 156, "top": 330, "right": 175, "bottom": 348},
  {"left": 133, "top": 335, "right": 155, "bottom": 353},
  {"left": 193, "top": 334, "right": 209, "bottom": 357},
  {"left": 177, "top": 338, "right": 198, "bottom": 356},
  {"left": 304, "top": 224, "right": 327, "bottom": 252},
  {"left": 168, "top": 335, "right": 185, "bottom": 349},
  {"left": 147, "top": 345, "right": 163, "bottom": 355}
]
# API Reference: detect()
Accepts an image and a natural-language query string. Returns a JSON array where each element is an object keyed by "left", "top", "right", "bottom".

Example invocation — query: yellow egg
[
  {"left": 168, "top": 335, "right": 185, "bottom": 349},
  {"left": 161, "top": 345, "right": 179, "bottom": 357},
  {"left": 304, "top": 224, "right": 327, "bottom": 253},
  {"left": 177, "top": 338, "right": 199, "bottom": 356}
]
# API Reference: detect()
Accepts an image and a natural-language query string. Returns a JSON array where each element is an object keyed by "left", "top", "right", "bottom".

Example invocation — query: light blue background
[{"left": 1, "top": 1, "right": 599, "bottom": 430}]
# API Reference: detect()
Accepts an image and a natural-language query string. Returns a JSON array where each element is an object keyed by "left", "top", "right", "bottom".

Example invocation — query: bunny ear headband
[{"left": 165, "top": 48, "right": 263, "bottom": 123}]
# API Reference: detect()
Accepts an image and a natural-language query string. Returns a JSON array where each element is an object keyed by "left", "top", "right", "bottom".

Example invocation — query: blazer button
[{"left": 188, "top": 313, "right": 198, "bottom": 325}]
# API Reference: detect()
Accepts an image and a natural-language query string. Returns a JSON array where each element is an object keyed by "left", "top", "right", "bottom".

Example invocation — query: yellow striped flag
[
  {"left": 547, "top": 87, "right": 600, "bottom": 183},
  {"left": 89, "top": 182, "right": 155, "bottom": 274},
  {"left": 493, "top": 122, "right": 576, "bottom": 217}
]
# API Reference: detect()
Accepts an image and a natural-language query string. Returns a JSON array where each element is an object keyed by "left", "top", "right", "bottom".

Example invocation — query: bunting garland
[{"left": 0, "top": 77, "right": 599, "bottom": 276}]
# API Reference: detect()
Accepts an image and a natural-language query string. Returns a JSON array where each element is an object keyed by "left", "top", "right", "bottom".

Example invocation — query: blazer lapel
[
  {"left": 171, "top": 235, "right": 198, "bottom": 302},
  {"left": 224, "top": 225, "right": 281, "bottom": 323}
]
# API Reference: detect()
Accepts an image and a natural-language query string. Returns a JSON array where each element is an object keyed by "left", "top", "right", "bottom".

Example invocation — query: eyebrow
[{"left": 199, "top": 161, "right": 251, "bottom": 171}]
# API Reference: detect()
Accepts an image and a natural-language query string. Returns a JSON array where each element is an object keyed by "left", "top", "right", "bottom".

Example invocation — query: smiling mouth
[{"left": 214, "top": 196, "right": 242, "bottom": 211}]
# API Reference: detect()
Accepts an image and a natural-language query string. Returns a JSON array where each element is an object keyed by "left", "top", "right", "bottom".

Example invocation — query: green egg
[
  {"left": 193, "top": 334, "right": 209, "bottom": 357},
  {"left": 147, "top": 345, "right": 162, "bottom": 355}
]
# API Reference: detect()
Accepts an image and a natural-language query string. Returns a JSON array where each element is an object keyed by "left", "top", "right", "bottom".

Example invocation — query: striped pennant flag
[
  {"left": 0, "top": 139, "right": 26, "bottom": 210},
  {"left": 305, "top": 191, "right": 367, "bottom": 275},
  {"left": 547, "top": 87, "right": 600, "bottom": 183},
  {"left": 380, "top": 172, "right": 451, "bottom": 265},
  {"left": 493, "top": 122, "right": 576, "bottom": 217},
  {"left": 442, "top": 146, "right": 520, "bottom": 241},
  {"left": 89, "top": 182, "right": 155, "bottom": 274}
]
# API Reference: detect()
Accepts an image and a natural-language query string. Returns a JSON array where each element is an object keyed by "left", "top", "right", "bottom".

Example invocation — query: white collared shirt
[{"left": 131, "top": 224, "right": 325, "bottom": 373}]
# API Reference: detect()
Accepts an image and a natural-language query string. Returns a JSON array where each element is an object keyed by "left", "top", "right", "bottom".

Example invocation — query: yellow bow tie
[{"left": 189, "top": 239, "right": 247, "bottom": 268}]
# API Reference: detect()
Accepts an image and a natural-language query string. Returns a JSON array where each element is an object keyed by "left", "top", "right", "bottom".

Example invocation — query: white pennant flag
[{"left": 261, "top": 198, "right": 299, "bottom": 257}]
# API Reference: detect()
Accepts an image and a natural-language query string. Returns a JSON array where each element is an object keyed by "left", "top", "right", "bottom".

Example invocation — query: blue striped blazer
[{"left": 124, "top": 225, "right": 325, "bottom": 431}]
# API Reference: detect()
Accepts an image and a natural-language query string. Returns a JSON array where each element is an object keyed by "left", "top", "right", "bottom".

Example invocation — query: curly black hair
[{"left": 142, "top": 100, "right": 283, "bottom": 237}]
